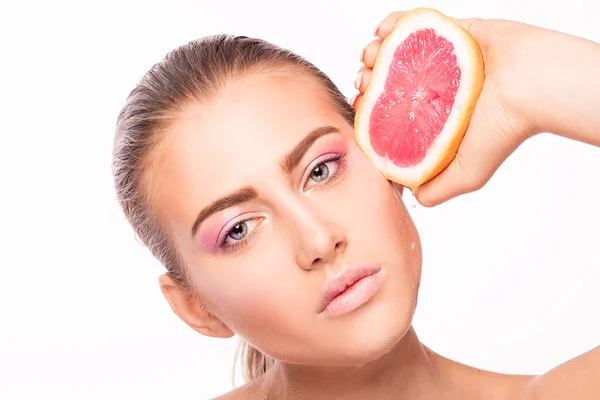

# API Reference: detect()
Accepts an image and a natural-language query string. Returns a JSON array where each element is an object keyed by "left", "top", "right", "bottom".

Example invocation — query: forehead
[{"left": 150, "top": 72, "right": 351, "bottom": 229}]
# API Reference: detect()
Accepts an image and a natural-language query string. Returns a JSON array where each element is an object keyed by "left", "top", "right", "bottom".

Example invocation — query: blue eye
[
  {"left": 223, "top": 219, "right": 259, "bottom": 246},
  {"left": 304, "top": 154, "right": 346, "bottom": 190},
  {"left": 228, "top": 222, "right": 249, "bottom": 241},
  {"left": 310, "top": 163, "right": 330, "bottom": 182}
]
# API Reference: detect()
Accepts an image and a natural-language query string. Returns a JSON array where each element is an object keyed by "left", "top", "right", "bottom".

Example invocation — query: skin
[
  {"left": 154, "top": 11, "right": 600, "bottom": 400},
  {"left": 156, "top": 71, "right": 423, "bottom": 368}
]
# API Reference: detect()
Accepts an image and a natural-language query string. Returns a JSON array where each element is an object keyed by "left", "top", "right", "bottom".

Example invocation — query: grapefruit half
[{"left": 355, "top": 8, "right": 484, "bottom": 188}]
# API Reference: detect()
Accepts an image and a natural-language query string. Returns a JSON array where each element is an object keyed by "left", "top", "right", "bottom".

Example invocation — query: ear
[{"left": 158, "top": 274, "right": 234, "bottom": 338}]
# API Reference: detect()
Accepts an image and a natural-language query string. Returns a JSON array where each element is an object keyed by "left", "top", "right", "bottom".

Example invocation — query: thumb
[{"left": 413, "top": 87, "right": 525, "bottom": 207}]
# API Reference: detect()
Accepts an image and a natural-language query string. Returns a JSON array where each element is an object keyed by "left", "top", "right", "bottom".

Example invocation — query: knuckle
[
  {"left": 460, "top": 17, "right": 485, "bottom": 39},
  {"left": 383, "top": 11, "right": 405, "bottom": 28},
  {"left": 366, "top": 39, "right": 381, "bottom": 56},
  {"left": 387, "top": 11, "right": 403, "bottom": 21},
  {"left": 367, "top": 38, "right": 381, "bottom": 48}
]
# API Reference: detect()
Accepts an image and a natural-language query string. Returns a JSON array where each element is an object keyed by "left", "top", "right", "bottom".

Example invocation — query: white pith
[{"left": 356, "top": 11, "right": 479, "bottom": 185}]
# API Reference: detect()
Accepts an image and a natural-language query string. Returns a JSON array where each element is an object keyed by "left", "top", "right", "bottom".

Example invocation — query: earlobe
[{"left": 158, "top": 274, "right": 234, "bottom": 339}]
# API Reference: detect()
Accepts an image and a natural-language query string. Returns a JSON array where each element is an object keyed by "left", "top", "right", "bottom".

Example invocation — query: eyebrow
[
  {"left": 191, "top": 125, "right": 341, "bottom": 237},
  {"left": 191, "top": 186, "right": 258, "bottom": 237},
  {"left": 280, "top": 125, "right": 341, "bottom": 174}
]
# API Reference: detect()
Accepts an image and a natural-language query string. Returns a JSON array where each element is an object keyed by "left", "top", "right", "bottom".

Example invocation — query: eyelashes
[
  {"left": 217, "top": 216, "right": 264, "bottom": 253},
  {"left": 216, "top": 152, "right": 348, "bottom": 253},
  {"left": 302, "top": 152, "right": 347, "bottom": 192}
]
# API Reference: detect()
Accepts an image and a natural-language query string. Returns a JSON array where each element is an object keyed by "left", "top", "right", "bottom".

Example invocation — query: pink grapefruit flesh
[
  {"left": 369, "top": 28, "right": 460, "bottom": 168},
  {"left": 355, "top": 8, "right": 484, "bottom": 188}
]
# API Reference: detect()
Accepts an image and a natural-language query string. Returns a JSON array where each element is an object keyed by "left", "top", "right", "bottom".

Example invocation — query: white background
[{"left": 1, "top": 0, "right": 599, "bottom": 399}]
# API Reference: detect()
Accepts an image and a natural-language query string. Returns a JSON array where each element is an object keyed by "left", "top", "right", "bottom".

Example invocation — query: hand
[{"left": 353, "top": 11, "right": 600, "bottom": 206}]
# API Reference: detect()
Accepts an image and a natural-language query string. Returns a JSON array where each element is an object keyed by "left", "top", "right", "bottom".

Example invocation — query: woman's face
[{"left": 151, "top": 70, "right": 422, "bottom": 365}]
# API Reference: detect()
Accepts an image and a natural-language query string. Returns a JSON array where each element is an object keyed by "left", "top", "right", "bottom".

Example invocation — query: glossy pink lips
[{"left": 318, "top": 264, "right": 385, "bottom": 317}]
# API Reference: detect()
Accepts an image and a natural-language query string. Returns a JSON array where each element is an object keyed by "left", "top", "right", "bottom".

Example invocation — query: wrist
[{"left": 515, "top": 29, "right": 600, "bottom": 144}]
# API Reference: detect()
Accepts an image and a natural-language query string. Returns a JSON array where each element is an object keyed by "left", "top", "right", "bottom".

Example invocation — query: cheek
[
  {"left": 345, "top": 148, "right": 412, "bottom": 230},
  {"left": 191, "top": 237, "right": 313, "bottom": 350},
  {"left": 344, "top": 147, "right": 422, "bottom": 282}
]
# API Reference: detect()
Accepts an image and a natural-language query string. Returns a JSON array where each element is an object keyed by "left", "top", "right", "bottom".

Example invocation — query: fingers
[
  {"left": 354, "top": 66, "right": 372, "bottom": 93},
  {"left": 373, "top": 10, "right": 484, "bottom": 43},
  {"left": 354, "top": 13, "right": 399, "bottom": 102},
  {"left": 355, "top": 39, "right": 379, "bottom": 100},
  {"left": 360, "top": 39, "right": 382, "bottom": 68},
  {"left": 350, "top": 93, "right": 362, "bottom": 110},
  {"left": 374, "top": 11, "right": 407, "bottom": 39}
]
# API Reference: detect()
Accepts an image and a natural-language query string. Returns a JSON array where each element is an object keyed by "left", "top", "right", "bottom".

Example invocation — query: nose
[{"left": 292, "top": 203, "right": 347, "bottom": 271}]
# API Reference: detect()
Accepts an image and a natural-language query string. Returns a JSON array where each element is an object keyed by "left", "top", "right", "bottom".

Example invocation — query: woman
[{"left": 112, "top": 10, "right": 600, "bottom": 400}]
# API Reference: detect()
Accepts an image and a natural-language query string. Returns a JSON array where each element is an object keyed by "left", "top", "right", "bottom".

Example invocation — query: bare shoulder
[{"left": 521, "top": 345, "right": 600, "bottom": 400}]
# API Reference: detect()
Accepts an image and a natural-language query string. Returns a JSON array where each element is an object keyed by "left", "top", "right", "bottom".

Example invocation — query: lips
[{"left": 317, "top": 264, "right": 385, "bottom": 318}]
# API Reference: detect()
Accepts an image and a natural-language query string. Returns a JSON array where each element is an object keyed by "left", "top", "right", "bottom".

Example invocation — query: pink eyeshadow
[
  {"left": 311, "top": 133, "right": 347, "bottom": 156},
  {"left": 197, "top": 211, "right": 238, "bottom": 252}
]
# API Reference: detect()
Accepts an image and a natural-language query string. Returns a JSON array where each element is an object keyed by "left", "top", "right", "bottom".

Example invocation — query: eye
[
  {"left": 216, "top": 215, "right": 266, "bottom": 254},
  {"left": 224, "top": 219, "right": 259, "bottom": 245},
  {"left": 303, "top": 153, "right": 346, "bottom": 191},
  {"left": 310, "top": 163, "right": 331, "bottom": 183}
]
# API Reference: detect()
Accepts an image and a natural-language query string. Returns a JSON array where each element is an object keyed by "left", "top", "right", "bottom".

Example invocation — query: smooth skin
[{"left": 157, "top": 11, "right": 600, "bottom": 400}]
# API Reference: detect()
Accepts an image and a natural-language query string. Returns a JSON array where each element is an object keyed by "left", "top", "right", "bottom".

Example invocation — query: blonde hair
[{"left": 112, "top": 34, "right": 354, "bottom": 381}]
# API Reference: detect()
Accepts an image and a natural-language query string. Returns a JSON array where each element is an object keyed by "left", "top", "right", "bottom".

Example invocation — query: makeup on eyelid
[
  {"left": 308, "top": 133, "right": 348, "bottom": 163},
  {"left": 198, "top": 209, "right": 254, "bottom": 252},
  {"left": 196, "top": 133, "right": 352, "bottom": 252}
]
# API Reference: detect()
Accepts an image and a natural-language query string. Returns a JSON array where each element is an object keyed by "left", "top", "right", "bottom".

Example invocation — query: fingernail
[
  {"left": 410, "top": 187, "right": 419, "bottom": 197},
  {"left": 354, "top": 70, "right": 364, "bottom": 90},
  {"left": 373, "top": 20, "right": 383, "bottom": 36},
  {"left": 349, "top": 93, "right": 358, "bottom": 108},
  {"left": 359, "top": 47, "right": 366, "bottom": 62}
]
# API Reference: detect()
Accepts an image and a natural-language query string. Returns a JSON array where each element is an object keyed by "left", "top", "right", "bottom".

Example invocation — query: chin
[
  {"left": 320, "top": 298, "right": 417, "bottom": 366},
  {"left": 360, "top": 311, "right": 414, "bottom": 361}
]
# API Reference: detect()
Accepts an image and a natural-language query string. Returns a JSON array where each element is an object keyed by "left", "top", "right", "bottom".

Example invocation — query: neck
[
  {"left": 251, "top": 327, "right": 523, "bottom": 400},
  {"left": 255, "top": 327, "right": 443, "bottom": 400}
]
